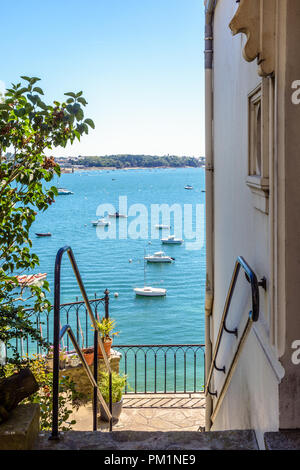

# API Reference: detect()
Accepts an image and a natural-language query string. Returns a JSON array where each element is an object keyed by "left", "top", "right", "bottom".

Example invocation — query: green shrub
[{"left": 98, "top": 371, "right": 127, "bottom": 403}]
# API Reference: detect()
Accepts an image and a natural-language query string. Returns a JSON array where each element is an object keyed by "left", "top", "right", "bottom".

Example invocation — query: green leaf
[
  {"left": 77, "top": 97, "right": 88, "bottom": 106},
  {"left": 73, "top": 130, "right": 81, "bottom": 141},
  {"left": 20, "top": 76, "right": 31, "bottom": 82},
  {"left": 75, "top": 108, "right": 84, "bottom": 121},
  {"left": 33, "top": 87, "right": 44, "bottom": 95},
  {"left": 64, "top": 92, "right": 76, "bottom": 98},
  {"left": 30, "top": 77, "right": 41, "bottom": 85},
  {"left": 18, "top": 87, "right": 29, "bottom": 94},
  {"left": 27, "top": 94, "right": 38, "bottom": 104},
  {"left": 84, "top": 118, "right": 95, "bottom": 129},
  {"left": 15, "top": 108, "right": 26, "bottom": 117}
]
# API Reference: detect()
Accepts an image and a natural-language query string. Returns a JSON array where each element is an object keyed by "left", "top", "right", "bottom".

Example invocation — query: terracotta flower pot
[
  {"left": 98, "top": 337, "right": 113, "bottom": 358},
  {"left": 82, "top": 347, "right": 94, "bottom": 366}
]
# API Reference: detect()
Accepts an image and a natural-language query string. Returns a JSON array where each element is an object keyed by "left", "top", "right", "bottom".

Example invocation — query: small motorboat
[
  {"left": 184, "top": 185, "right": 193, "bottom": 190},
  {"left": 144, "top": 251, "right": 174, "bottom": 263},
  {"left": 35, "top": 233, "right": 52, "bottom": 237},
  {"left": 57, "top": 188, "right": 74, "bottom": 195},
  {"left": 108, "top": 211, "right": 127, "bottom": 218},
  {"left": 134, "top": 287, "right": 166, "bottom": 297},
  {"left": 155, "top": 224, "right": 170, "bottom": 229},
  {"left": 91, "top": 219, "right": 111, "bottom": 226},
  {"left": 16, "top": 273, "right": 47, "bottom": 287},
  {"left": 161, "top": 235, "right": 184, "bottom": 245}
]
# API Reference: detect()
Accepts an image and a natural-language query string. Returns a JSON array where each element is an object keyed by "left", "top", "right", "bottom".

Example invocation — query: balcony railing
[{"left": 11, "top": 296, "right": 205, "bottom": 395}]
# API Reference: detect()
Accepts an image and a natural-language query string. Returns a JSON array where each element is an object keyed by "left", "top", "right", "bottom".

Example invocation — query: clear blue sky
[{"left": 1, "top": 0, "right": 205, "bottom": 157}]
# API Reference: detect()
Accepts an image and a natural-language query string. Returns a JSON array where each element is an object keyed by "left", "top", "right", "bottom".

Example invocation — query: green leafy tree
[{"left": 0, "top": 77, "right": 94, "bottom": 375}]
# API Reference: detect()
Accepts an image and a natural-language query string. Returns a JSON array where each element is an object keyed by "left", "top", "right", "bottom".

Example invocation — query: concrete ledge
[
  {"left": 0, "top": 404, "right": 40, "bottom": 450},
  {"left": 34, "top": 429, "right": 258, "bottom": 450},
  {"left": 265, "top": 430, "right": 300, "bottom": 450}
]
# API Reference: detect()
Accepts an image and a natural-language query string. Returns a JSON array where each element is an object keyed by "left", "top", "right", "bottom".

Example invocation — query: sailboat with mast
[{"left": 133, "top": 249, "right": 167, "bottom": 297}]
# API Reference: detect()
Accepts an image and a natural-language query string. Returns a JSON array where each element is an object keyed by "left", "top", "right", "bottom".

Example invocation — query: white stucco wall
[{"left": 210, "top": 0, "right": 282, "bottom": 436}]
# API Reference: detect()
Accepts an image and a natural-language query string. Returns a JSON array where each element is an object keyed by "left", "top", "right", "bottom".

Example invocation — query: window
[{"left": 246, "top": 79, "right": 272, "bottom": 214}]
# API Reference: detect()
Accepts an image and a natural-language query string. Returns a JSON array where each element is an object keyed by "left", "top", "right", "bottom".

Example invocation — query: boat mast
[{"left": 144, "top": 247, "right": 146, "bottom": 287}]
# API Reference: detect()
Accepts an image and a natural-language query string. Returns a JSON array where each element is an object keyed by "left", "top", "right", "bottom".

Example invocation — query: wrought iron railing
[
  {"left": 113, "top": 344, "right": 205, "bottom": 394},
  {"left": 12, "top": 302, "right": 205, "bottom": 395},
  {"left": 13, "top": 293, "right": 108, "bottom": 358},
  {"left": 50, "top": 246, "right": 113, "bottom": 439}
]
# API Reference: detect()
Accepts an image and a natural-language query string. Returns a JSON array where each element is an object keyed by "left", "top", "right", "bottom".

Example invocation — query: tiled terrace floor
[{"left": 71, "top": 393, "right": 205, "bottom": 432}]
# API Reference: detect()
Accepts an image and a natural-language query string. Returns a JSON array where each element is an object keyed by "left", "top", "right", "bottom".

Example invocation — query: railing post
[
  {"left": 93, "top": 329, "right": 98, "bottom": 431},
  {"left": 109, "top": 371, "right": 112, "bottom": 431},
  {"left": 50, "top": 247, "right": 66, "bottom": 441},
  {"left": 104, "top": 289, "right": 109, "bottom": 320}
]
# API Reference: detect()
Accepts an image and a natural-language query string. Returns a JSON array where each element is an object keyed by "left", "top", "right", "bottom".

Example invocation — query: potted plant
[
  {"left": 46, "top": 345, "right": 68, "bottom": 370},
  {"left": 81, "top": 346, "right": 94, "bottom": 366},
  {"left": 98, "top": 371, "right": 127, "bottom": 422},
  {"left": 95, "top": 317, "right": 119, "bottom": 358}
]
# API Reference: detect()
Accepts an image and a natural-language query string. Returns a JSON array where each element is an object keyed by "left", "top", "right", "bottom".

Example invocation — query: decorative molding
[
  {"left": 229, "top": 0, "right": 260, "bottom": 63},
  {"left": 229, "top": 0, "right": 275, "bottom": 77},
  {"left": 246, "top": 176, "right": 269, "bottom": 214}
]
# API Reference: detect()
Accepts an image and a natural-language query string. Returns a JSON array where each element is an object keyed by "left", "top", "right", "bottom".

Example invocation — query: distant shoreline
[{"left": 61, "top": 165, "right": 205, "bottom": 173}]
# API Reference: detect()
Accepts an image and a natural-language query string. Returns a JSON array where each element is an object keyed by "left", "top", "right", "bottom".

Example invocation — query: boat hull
[
  {"left": 134, "top": 287, "right": 166, "bottom": 296},
  {"left": 145, "top": 258, "right": 172, "bottom": 263},
  {"left": 92, "top": 221, "right": 110, "bottom": 226}
]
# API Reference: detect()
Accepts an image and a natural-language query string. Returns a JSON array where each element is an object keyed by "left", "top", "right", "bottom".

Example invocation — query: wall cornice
[{"left": 229, "top": 0, "right": 276, "bottom": 77}]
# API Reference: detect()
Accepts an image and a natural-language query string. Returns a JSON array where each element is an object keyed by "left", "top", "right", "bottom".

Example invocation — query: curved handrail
[
  {"left": 50, "top": 246, "right": 112, "bottom": 440},
  {"left": 205, "top": 256, "right": 260, "bottom": 400},
  {"left": 59, "top": 324, "right": 112, "bottom": 422}
]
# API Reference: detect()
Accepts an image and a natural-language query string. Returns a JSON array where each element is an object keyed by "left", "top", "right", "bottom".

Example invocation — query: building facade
[{"left": 204, "top": 0, "right": 300, "bottom": 446}]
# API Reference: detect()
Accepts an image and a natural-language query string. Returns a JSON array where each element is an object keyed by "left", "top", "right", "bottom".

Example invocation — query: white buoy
[
  {"left": 114, "top": 292, "right": 119, "bottom": 297},
  {"left": 129, "top": 259, "right": 132, "bottom": 263}
]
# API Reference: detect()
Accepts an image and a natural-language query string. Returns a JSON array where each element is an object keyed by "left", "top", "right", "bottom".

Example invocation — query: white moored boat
[
  {"left": 91, "top": 219, "right": 111, "bottom": 226},
  {"left": 184, "top": 185, "right": 193, "bottom": 190},
  {"left": 161, "top": 235, "right": 183, "bottom": 245},
  {"left": 57, "top": 188, "right": 74, "bottom": 195},
  {"left": 144, "top": 251, "right": 174, "bottom": 263},
  {"left": 134, "top": 287, "right": 166, "bottom": 297},
  {"left": 133, "top": 249, "right": 167, "bottom": 296},
  {"left": 108, "top": 211, "right": 128, "bottom": 218},
  {"left": 155, "top": 224, "right": 170, "bottom": 229}
]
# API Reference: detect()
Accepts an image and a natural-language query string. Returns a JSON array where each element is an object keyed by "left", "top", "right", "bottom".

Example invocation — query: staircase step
[
  {"left": 34, "top": 429, "right": 258, "bottom": 450},
  {"left": 0, "top": 404, "right": 40, "bottom": 450},
  {"left": 264, "top": 430, "right": 300, "bottom": 450}
]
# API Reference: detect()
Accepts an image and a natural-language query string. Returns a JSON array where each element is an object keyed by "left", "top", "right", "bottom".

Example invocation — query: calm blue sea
[{"left": 29, "top": 167, "right": 206, "bottom": 391}]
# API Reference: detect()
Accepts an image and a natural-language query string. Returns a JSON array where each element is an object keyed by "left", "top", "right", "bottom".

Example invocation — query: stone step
[
  {"left": 34, "top": 429, "right": 258, "bottom": 450},
  {"left": 264, "top": 430, "right": 300, "bottom": 450},
  {"left": 0, "top": 404, "right": 40, "bottom": 450}
]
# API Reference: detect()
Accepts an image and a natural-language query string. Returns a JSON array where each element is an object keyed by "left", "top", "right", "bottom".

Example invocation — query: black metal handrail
[
  {"left": 59, "top": 324, "right": 112, "bottom": 428},
  {"left": 50, "top": 246, "right": 112, "bottom": 440},
  {"left": 205, "top": 256, "right": 263, "bottom": 405}
]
